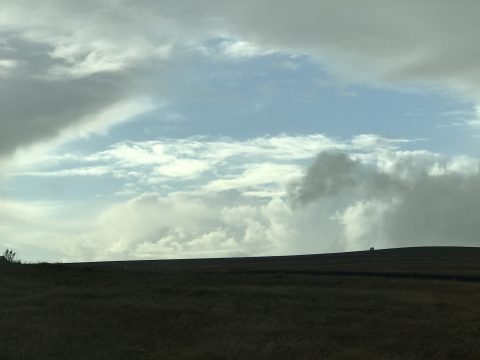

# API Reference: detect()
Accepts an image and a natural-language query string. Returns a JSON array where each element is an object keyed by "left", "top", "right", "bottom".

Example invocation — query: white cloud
[
  {"left": 61, "top": 97, "right": 157, "bottom": 140},
  {"left": 22, "top": 166, "right": 112, "bottom": 177},
  {"left": 11, "top": 134, "right": 339, "bottom": 190},
  {"left": 5, "top": 137, "right": 480, "bottom": 262},
  {"left": 464, "top": 106, "right": 480, "bottom": 133},
  {"left": 351, "top": 134, "right": 425, "bottom": 151},
  {"left": 66, "top": 192, "right": 286, "bottom": 260},
  {"left": 203, "top": 163, "right": 302, "bottom": 193},
  {"left": 3, "top": 0, "right": 480, "bottom": 160},
  {"left": 0, "top": 59, "right": 18, "bottom": 77},
  {"left": 0, "top": 198, "right": 92, "bottom": 261},
  {"left": 341, "top": 199, "right": 390, "bottom": 250},
  {"left": 218, "top": 40, "right": 276, "bottom": 59},
  {"left": 99, "top": 133, "right": 339, "bottom": 164},
  {"left": 153, "top": 159, "right": 211, "bottom": 179},
  {"left": 437, "top": 106, "right": 480, "bottom": 135}
]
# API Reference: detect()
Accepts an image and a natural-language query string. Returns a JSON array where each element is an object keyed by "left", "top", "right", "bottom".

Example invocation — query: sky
[{"left": 1, "top": 1, "right": 480, "bottom": 262}]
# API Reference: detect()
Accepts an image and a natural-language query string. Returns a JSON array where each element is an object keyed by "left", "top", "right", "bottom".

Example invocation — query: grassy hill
[
  {"left": 1, "top": 247, "right": 480, "bottom": 359},
  {"left": 72, "top": 246, "right": 480, "bottom": 276}
]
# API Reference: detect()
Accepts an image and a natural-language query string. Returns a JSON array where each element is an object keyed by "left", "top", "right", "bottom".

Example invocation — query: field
[{"left": 1, "top": 247, "right": 480, "bottom": 359}]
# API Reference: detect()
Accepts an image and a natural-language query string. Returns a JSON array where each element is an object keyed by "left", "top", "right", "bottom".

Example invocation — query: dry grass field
[{"left": 1, "top": 247, "right": 480, "bottom": 359}]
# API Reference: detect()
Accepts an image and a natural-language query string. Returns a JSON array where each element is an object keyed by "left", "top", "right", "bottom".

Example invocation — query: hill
[
  {"left": 71, "top": 246, "right": 480, "bottom": 278},
  {"left": 1, "top": 246, "right": 480, "bottom": 359}
]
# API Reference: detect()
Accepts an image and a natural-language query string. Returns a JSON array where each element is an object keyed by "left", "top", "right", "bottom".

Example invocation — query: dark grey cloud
[
  {"left": 289, "top": 152, "right": 402, "bottom": 206},
  {"left": 289, "top": 153, "right": 359, "bottom": 204},
  {"left": 382, "top": 172, "right": 480, "bottom": 247},
  {"left": 291, "top": 150, "right": 480, "bottom": 249},
  {"left": 0, "top": 2, "right": 182, "bottom": 158},
  {"left": 210, "top": 1, "right": 480, "bottom": 98},
  {"left": 0, "top": 37, "right": 137, "bottom": 155}
]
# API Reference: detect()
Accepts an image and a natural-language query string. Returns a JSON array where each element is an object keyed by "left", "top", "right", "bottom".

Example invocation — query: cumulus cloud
[
  {"left": 7, "top": 137, "right": 479, "bottom": 262},
  {"left": 67, "top": 192, "right": 290, "bottom": 261},
  {"left": 0, "top": 133, "right": 356, "bottom": 261},
  {"left": 4, "top": 144, "right": 480, "bottom": 262},
  {"left": 72, "top": 150, "right": 480, "bottom": 261},
  {"left": 64, "top": 188, "right": 351, "bottom": 261},
  {"left": 289, "top": 152, "right": 360, "bottom": 204},
  {"left": 290, "top": 150, "right": 480, "bottom": 250}
]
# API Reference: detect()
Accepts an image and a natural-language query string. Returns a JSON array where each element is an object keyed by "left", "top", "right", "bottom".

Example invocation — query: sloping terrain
[
  {"left": 73, "top": 246, "right": 480, "bottom": 277},
  {"left": 1, "top": 247, "right": 480, "bottom": 360}
]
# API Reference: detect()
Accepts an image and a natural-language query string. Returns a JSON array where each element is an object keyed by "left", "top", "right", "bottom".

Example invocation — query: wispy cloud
[
  {"left": 10, "top": 134, "right": 339, "bottom": 198},
  {"left": 2, "top": 0, "right": 480, "bottom": 159},
  {"left": 203, "top": 163, "right": 303, "bottom": 193}
]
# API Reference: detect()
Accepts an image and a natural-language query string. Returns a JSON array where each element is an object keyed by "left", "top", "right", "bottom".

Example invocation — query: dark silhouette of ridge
[
  {"left": 4, "top": 246, "right": 480, "bottom": 359},
  {"left": 67, "top": 246, "right": 480, "bottom": 281}
]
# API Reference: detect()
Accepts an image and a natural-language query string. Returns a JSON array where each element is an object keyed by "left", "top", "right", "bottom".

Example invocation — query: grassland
[{"left": 1, "top": 247, "right": 480, "bottom": 359}]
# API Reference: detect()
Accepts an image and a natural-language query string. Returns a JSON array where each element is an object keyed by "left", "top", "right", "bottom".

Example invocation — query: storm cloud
[{"left": 291, "top": 150, "right": 480, "bottom": 250}]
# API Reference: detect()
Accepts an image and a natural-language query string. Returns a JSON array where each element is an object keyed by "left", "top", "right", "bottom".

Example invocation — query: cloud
[
  {"left": 22, "top": 166, "right": 112, "bottom": 178},
  {"left": 0, "top": 132, "right": 362, "bottom": 261},
  {"left": 210, "top": 1, "right": 480, "bottom": 100},
  {"left": 0, "top": 40, "right": 158, "bottom": 159},
  {"left": 289, "top": 151, "right": 405, "bottom": 206},
  {"left": 0, "top": 59, "right": 18, "bottom": 77},
  {"left": 153, "top": 159, "right": 211, "bottom": 179},
  {"left": 203, "top": 163, "right": 302, "bottom": 194},
  {"left": 60, "top": 98, "right": 157, "bottom": 140},
  {"left": 217, "top": 40, "right": 276, "bottom": 59},
  {"left": 90, "top": 133, "right": 341, "bottom": 167},
  {"left": 3, "top": 1, "right": 480, "bottom": 262},
  {"left": 291, "top": 149, "right": 480, "bottom": 250},
  {"left": 67, "top": 192, "right": 289, "bottom": 261},
  {"left": 289, "top": 152, "right": 360, "bottom": 204},
  {"left": 2, "top": 0, "right": 480, "bottom": 160},
  {"left": 0, "top": 1, "right": 182, "bottom": 158},
  {"left": 0, "top": 198, "right": 78, "bottom": 261},
  {"left": 11, "top": 134, "right": 338, "bottom": 190},
  {"left": 5, "top": 136, "right": 480, "bottom": 262}
]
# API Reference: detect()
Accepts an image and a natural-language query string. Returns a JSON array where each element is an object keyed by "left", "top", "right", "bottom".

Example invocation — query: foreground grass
[{"left": 1, "top": 261, "right": 480, "bottom": 359}]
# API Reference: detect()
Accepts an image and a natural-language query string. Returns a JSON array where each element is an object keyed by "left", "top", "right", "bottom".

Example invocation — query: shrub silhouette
[{"left": 1, "top": 249, "right": 20, "bottom": 264}]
